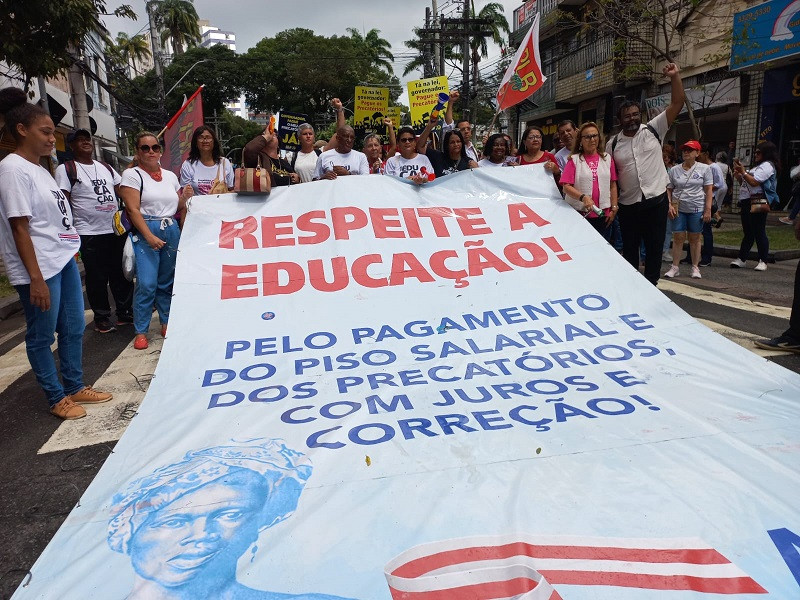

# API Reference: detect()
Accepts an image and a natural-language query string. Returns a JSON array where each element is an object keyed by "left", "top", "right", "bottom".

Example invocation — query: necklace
[
  {"left": 141, "top": 167, "right": 163, "bottom": 182},
  {"left": 77, "top": 160, "right": 98, "bottom": 184}
]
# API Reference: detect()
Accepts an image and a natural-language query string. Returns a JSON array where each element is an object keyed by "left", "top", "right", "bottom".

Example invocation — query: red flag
[
  {"left": 161, "top": 85, "right": 204, "bottom": 175},
  {"left": 496, "top": 14, "right": 546, "bottom": 111},
  {"left": 385, "top": 535, "right": 767, "bottom": 598}
]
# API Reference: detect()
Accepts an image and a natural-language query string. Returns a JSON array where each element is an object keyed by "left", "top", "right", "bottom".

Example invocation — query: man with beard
[{"left": 608, "top": 63, "right": 685, "bottom": 285}]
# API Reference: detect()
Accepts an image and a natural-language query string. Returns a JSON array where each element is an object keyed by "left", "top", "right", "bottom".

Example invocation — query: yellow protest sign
[
  {"left": 354, "top": 86, "right": 389, "bottom": 135},
  {"left": 407, "top": 76, "right": 449, "bottom": 132}
]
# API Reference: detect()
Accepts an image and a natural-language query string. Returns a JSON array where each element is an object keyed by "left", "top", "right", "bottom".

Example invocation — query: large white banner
[{"left": 14, "top": 167, "right": 800, "bottom": 599}]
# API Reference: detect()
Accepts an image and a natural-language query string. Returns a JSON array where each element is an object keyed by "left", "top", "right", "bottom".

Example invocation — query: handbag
[
  {"left": 208, "top": 159, "right": 232, "bottom": 195},
  {"left": 234, "top": 151, "right": 271, "bottom": 195},
  {"left": 121, "top": 235, "right": 135, "bottom": 281},
  {"left": 112, "top": 170, "right": 142, "bottom": 236},
  {"left": 749, "top": 196, "right": 770, "bottom": 213}
]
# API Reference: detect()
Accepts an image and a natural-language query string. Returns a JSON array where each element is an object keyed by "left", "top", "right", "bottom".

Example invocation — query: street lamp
[{"left": 165, "top": 59, "right": 210, "bottom": 97}]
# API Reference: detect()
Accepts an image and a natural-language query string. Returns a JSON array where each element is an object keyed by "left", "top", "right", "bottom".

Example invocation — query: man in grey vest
[{"left": 609, "top": 63, "right": 685, "bottom": 285}]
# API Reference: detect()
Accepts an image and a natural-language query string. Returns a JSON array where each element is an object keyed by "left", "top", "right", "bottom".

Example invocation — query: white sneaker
[
  {"left": 754, "top": 260, "right": 767, "bottom": 271},
  {"left": 664, "top": 265, "right": 680, "bottom": 278},
  {"left": 779, "top": 217, "right": 794, "bottom": 225},
  {"left": 730, "top": 258, "right": 746, "bottom": 268},
  {"left": 691, "top": 266, "right": 702, "bottom": 279},
  {"left": 662, "top": 250, "right": 673, "bottom": 262}
]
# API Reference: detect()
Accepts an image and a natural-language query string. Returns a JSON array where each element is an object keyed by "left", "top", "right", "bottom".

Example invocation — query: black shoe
[
  {"left": 754, "top": 334, "right": 800, "bottom": 354},
  {"left": 116, "top": 314, "right": 134, "bottom": 326},
  {"left": 699, "top": 259, "right": 712, "bottom": 267},
  {"left": 94, "top": 319, "right": 116, "bottom": 333},
  {"left": 714, "top": 217, "right": 724, "bottom": 229}
]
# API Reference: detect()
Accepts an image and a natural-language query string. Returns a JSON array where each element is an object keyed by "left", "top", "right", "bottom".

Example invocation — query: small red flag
[
  {"left": 161, "top": 85, "right": 204, "bottom": 175},
  {"left": 496, "top": 14, "right": 546, "bottom": 111}
]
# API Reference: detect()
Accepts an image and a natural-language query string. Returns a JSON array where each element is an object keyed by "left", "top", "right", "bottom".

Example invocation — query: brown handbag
[
  {"left": 234, "top": 151, "right": 271, "bottom": 195},
  {"left": 209, "top": 159, "right": 232, "bottom": 195}
]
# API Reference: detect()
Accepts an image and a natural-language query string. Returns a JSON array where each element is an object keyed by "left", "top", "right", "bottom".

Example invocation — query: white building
[{"left": 198, "top": 20, "right": 248, "bottom": 119}]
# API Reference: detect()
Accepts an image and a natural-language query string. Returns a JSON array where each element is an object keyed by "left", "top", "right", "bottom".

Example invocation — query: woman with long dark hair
[
  {"left": 416, "top": 115, "right": 479, "bottom": 177},
  {"left": 0, "top": 88, "right": 112, "bottom": 419},
  {"left": 731, "top": 141, "right": 779, "bottom": 272},
  {"left": 119, "top": 132, "right": 193, "bottom": 350},
  {"left": 517, "top": 125, "right": 559, "bottom": 176},
  {"left": 179, "top": 125, "right": 233, "bottom": 195}
]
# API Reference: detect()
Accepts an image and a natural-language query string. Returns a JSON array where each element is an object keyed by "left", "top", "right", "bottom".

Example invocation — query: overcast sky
[{"left": 105, "top": 0, "right": 524, "bottom": 105}]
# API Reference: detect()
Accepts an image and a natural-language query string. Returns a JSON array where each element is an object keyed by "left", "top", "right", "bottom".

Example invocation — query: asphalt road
[{"left": 0, "top": 258, "right": 797, "bottom": 599}]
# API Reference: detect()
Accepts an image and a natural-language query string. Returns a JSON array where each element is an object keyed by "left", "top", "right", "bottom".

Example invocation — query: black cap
[{"left": 66, "top": 129, "right": 91, "bottom": 143}]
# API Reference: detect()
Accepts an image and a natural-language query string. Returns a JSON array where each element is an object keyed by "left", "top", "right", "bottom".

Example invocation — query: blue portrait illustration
[{"left": 107, "top": 438, "right": 355, "bottom": 599}]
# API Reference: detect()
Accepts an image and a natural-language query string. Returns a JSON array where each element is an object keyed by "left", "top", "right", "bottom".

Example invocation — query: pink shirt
[{"left": 560, "top": 153, "right": 617, "bottom": 218}]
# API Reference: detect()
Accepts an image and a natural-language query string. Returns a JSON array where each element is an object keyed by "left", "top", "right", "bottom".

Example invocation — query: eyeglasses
[
  {"left": 139, "top": 144, "right": 161, "bottom": 153},
  {"left": 526, "top": 135, "right": 542, "bottom": 140},
  {"left": 582, "top": 134, "right": 599, "bottom": 140},
  {"left": 399, "top": 137, "right": 415, "bottom": 143},
  {"left": 458, "top": 126, "right": 471, "bottom": 132}
]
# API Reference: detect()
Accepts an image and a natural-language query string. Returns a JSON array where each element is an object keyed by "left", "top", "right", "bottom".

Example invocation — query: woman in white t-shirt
[
  {"left": 478, "top": 134, "right": 512, "bottom": 168},
  {"left": 384, "top": 126, "right": 434, "bottom": 184},
  {"left": 179, "top": 126, "right": 234, "bottom": 195},
  {"left": 0, "top": 88, "right": 112, "bottom": 420},
  {"left": 731, "top": 141, "right": 778, "bottom": 272},
  {"left": 120, "top": 132, "right": 193, "bottom": 350},
  {"left": 290, "top": 123, "right": 322, "bottom": 183}
]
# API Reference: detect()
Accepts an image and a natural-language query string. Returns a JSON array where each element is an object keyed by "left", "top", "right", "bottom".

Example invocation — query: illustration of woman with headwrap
[{"left": 107, "top": 438, "right": 355, "bottom": 599}]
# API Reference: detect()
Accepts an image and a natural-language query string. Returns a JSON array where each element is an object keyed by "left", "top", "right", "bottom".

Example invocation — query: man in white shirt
[
  {"left": 554, "top": 120, "right": 577, "bottom": 172},
  {"left": 314, "top": 125, "right": 369, "bottom": 179},
  {"left": 55, "top": 130, "right": 132, "bottom": 333},
  {"left": 608, "top": 63, "right": 685, "bottom": 285},
  {"left": 440, "top": 91, "right": 480, "bottom": 164}
]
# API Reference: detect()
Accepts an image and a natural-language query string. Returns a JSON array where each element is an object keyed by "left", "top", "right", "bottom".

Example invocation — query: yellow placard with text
[
  {"left": 384, "top": 107, "right": 402, "bottom": 141},
  {"left": 354, "top": 87, "right": 389, "bottom": 135},
  {"left": 407, "top": 76, "right": 449, "bottom": 132}
]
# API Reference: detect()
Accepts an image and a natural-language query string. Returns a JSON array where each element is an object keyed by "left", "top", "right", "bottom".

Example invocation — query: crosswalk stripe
[
  {"left": 0, "top": 310, "right": 92, "bottom": 396},
  {"left": 38, "top": 316, "right": 163, "bottom": 454},
  {"left": 695, "top": 318, "right": 786, "bottom": 357},
  {"left": 659, "top": 280, "right": 792, "bottom": 319}
]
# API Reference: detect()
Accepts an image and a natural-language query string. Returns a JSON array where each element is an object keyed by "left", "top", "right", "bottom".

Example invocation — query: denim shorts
[{"left": 672, "top": 211, "right": 703, "bottom": 233}]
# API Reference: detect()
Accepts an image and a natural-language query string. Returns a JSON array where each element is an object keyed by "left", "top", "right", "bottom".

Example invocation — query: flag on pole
[
  {"left": 496, "top": 14, "right": 546, "bottom": 111},
  {"left": 385, "top": 535, "right": 768, "bottom": 598},
  {"left": 160, "top": 85, "right": 204, "bottom": 175}
]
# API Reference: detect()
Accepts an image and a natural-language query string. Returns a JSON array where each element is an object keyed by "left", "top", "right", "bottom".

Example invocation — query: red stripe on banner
[
  {"left": 389, "top": 577, "right": 538, "bottom": 600},
  {"left": 549, "top": 591, "right": 564, "bottom": 600},
  {"left": 391, "top": 543, "right": 729, "bottom": 578},
  {"left": 540, "top": 571, "right": 768, "bottom": 594}
]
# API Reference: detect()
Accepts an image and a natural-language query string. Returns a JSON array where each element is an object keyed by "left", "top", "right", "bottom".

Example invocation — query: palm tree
[
  {"left": 156, "top": 0, "right": 200, "bottom": 58},
  {"left": 402, "top": 29, "right": 435, "bottom": 78},
  {"left": 347, "top": 28, "right": 394, "bottom": 75},
  {"left": 110, "top": 32, "right": 152, "bottom": 77},
  {"left": 469, "top": 2, "right": 510, "bottom": 97}
]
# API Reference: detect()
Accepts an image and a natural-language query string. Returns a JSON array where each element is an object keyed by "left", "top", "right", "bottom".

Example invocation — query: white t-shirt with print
[
  {"left": 477, "top": 159, "right": 508, "bottom": 168},
  {"left": 667, "top": 162, "right": 713, "bottom": 213},
  {"left": 0, "top": 154, "right": 81, "bottom": 285},
  {"left": 179, "top": 158, "right": 234, "bottom": 195},
  {"left": 55, "top": 160, "right": 122, "bottom": 235},
  {"left": 314, "top": 149, "right": 369, "bottom": 179},
  {"left": 739, "top": 161, "right": 776, "bottom": 200},
  {"left": 384, "top": 154, "right": 434, "bottom": 179},
  {"left": 120, "top": 167, "right": 181, "bottom": 218},
  {"left": 293, "top": 151, "right": 319, "bottom": 183}
]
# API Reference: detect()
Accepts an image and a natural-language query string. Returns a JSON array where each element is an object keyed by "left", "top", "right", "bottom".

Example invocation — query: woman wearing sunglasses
[
  {"left": 384, "top": 126, "right": 434, "bottom": 184},
  {"left": 0, "top": 88, "right": 112, "bottom": 419},
  {"left": 119, "top": 132, "right": 193, "bottom": 350}
]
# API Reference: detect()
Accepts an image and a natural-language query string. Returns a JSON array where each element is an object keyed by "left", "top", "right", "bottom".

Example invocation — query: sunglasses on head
[{"left": 139, "top": 144, "right": 161, "bottom": 153}]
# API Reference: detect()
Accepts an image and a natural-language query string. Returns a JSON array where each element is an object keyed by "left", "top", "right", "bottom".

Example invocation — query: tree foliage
[
  {"left": 107, "top": 32, "right": 152, "bottom": 76},
  {"left": 0, "top": 0, "right": 133, "bottom": 89},
  {"left": 155, "top": 0, "right": 201, "bottom": 57},
  {"left": 241, "top": 28, "right": 400, "bottom": 121}
]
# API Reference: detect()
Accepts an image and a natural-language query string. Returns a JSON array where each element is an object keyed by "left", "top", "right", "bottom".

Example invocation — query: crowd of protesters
[{"left": 2, "top": 59, "right": 800, "bottom": 421}]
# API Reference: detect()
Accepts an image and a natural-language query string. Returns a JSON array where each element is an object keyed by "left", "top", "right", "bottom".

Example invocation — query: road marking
[
  {"left": 696, "top": 318, "right": 787, "bottom": 357},
  {"left": 38, "top": 317, "right": 163, "bottom": 454},
  {"left": 659, "top": 280, "right": 792, "bottom": 319},
  {"left": 0, "top": 311, "right": 92, "bottom": 396}
]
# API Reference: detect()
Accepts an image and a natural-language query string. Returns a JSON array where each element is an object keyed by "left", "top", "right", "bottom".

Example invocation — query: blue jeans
[
  {"left": 15, "top": 259, "right": 85, "bottom": 407},
  {"left": 132, "top": 218, "right": 180, "bottom": 334}
]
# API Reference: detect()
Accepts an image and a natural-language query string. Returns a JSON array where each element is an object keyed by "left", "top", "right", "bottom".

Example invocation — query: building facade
[{"left": 199, "top": 20, "right": 248, "bottom": 119}]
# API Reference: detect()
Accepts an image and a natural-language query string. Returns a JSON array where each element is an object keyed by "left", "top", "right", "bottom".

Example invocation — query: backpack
[
  {"left": 610, "top": 123, "right": 661, "bottom": 154},
  {"left": 63, "top": 159, "right": 115, "bottom": 190},
  {"left": 290, "top": 147, "right": 321, "bottom": 169}
]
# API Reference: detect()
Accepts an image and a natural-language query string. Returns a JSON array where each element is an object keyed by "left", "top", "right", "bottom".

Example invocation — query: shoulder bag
[{"left": 234, "top": 151, "right": 271, "bottom": 195}]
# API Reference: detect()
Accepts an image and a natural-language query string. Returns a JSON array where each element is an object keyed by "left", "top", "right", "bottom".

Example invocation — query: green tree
[
  {"left": 107, "top": 32, "right": 152, "bottom": 76},
  {"left": 242, "top": 29, "right": 400, "bottom": 124},
  {"left": 347, "top": 28, "right": 395, "bottom": 74},
  {"left": 156, "top": 0, "right": 201, "bottom": 57},
  {"left": 0, "top": 0, "right": 133, "bottom": 89},
  {"left": 469, "top": 2, "right": 510, "bottom": 98}
]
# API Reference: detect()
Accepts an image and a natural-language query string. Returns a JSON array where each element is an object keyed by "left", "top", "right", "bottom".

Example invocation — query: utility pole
[
  {"left": 146, "top": 0, "right": 166, "bottom": 118},
  {"left": 67, "top": 44, "right": 91, "bottom": 131},
  {"left": 461, "top": 0, "right": 471, "bottom": 119},
  {"left": 432, "top": 0, "right": 441, "bottom": 76}
]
